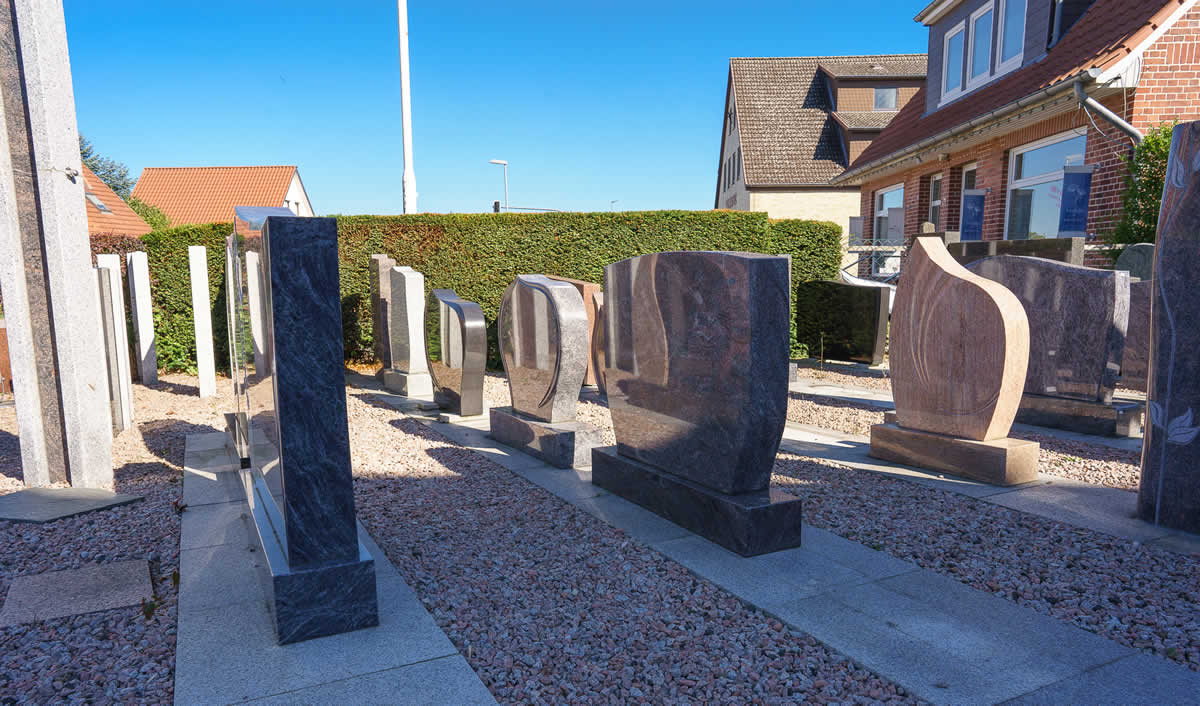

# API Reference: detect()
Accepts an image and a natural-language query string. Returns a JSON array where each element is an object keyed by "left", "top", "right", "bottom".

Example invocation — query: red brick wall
[{"left": 1131, "top": 6, "right": 1200, "bottom": 131}]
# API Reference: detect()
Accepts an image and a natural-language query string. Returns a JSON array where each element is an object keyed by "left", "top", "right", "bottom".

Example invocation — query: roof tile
[
  {"left": 81, "top": 164, "right": 151, "bottom": 236},
  {"left": 132, "top": 166, "right": 297, "bottom": 226}
]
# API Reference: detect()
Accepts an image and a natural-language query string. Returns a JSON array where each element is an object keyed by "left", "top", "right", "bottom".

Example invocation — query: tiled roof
[
  {"left": 132, "top": 166, "right": 297, "bottom": 226},
  {"left": 818, "top": 55, "right": 928, "bottom": 79},
  {"left": 731, "top": 55, "right": 925, "bottom": 185},
  {"left": 81, "top": 164, "right": 151, "bottom": 236},
  {"left": 833, "top": 111, "right": 899, "bottom": 131},
  {"left": 845, "top": 0, "right": 1185, "bottom": 179}
]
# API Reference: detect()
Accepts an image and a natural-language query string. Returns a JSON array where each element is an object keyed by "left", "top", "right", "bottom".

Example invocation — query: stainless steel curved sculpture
[
  {"left": 425, "top": 289, "right": 486, "bottom": 416},
  {"left": 498, "top": 275, "right": 588, "bottom": 423}
]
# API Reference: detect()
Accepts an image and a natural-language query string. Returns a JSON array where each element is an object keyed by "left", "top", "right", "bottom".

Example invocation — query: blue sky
[{"left": 64, "top": 1, "right": 925, "bottom": 215}]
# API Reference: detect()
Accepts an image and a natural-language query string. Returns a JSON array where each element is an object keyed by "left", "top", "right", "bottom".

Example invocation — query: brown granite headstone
[
  {"left": 546, "top": 276, "right": 603, "bottom": 386},
  {"left": 944, "top": 236, "right": 1085, "bottom": 268},
  {"left": 1121, "top": 279, "right": 1151, "bottom": 392}
]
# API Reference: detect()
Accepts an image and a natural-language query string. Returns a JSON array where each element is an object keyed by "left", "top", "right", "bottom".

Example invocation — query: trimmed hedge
[{"left": 89, "top": 211, "right": 841, "bottom": 372}]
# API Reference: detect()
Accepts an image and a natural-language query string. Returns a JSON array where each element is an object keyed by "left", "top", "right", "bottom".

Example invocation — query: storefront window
[{"left": 1005, "top": 130, "right": 1086, "bottom": 239}]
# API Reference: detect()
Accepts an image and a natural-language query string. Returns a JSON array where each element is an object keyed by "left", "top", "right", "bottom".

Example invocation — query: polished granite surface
[
  {"left": 426, "top": 288, "right": 486, "bottom": 417},
  {"left": 499, "top": 275, "right": 588, "bottom": 423}
]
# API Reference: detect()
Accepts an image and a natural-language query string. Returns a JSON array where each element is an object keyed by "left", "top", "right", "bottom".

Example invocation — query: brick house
[
  {"left": 132, "top": 165, "right": 314, "bottom": 226},
  {"left": 714, "top": 55, "right": 926, "bottom": 265},
  {"left": 833, "top": 0, "right": 1200, "bottom": 272}
]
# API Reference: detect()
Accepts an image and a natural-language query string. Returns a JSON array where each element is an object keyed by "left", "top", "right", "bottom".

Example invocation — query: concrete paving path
[{"left": 361, "top": 378, "right": 1200, "bottom": 706}]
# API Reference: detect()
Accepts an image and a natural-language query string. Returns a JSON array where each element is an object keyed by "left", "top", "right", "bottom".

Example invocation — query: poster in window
[
  {"left": 1057, "top": 165, "right": 1093, "bottom": 237},
  {"left": 1009, "top": 188, "right": 1033, "bottom": 239},
  {"left": 961, "top": 189, "right": 985, "bottom": 241}
]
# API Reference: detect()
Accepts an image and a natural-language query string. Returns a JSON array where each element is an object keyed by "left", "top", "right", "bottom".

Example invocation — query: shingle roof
[
  {"left": 132, "top": 166, "right": 297, "bottom": 226},
  {"left": 833, "top": 111, "right": 899, "bottom": 131},
  {"left": 818, "top": 55, "right": 928, "bottom": 79},
  {"left": 730, "top": 55, "right": 925, "bottom": 186},
  {"left": 81, "top": 164, "right": 151, "bottom": 236},
  {"left": 844, "top": 0, "right": 1185, "bottom": 180}
]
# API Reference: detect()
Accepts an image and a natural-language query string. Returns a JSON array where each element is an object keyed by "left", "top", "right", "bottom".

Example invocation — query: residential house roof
[
  {"left": 817, "top": 55, "right": 929, "bottom": 79},
  {"left": 81, "top": 164, "right": 151, "bottom": 236},
  {"left": 832, "top": 111, "right": 900, "bottom": 131},
  {"left": 728, "top": 54, "right": 927, "bottom": 186},
  {"left": 842, "top": 0, "right": 1186, "bottom": 181},
  {"left": 132, "top": 166, "right": 298, "bottom": 226}
]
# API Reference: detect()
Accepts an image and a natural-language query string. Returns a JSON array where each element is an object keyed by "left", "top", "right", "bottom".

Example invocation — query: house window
[
  {"left": 874, "top": 87, "right": 898, "bottom": 111},
  {"left": 874, "top": 183, "right": 904, "bottom": 244},
  {"left": 959, "top": 163, "right": 977, "bottom": 230},
  {"left": 967, "top": 3, "right": 994, "bottom": 88},
  {"left": 1005, "top": 129, "right": 1087, "bottom": 239},
  {"left": 943, "top": 22, "right": 965, "bottom": 99},
  {"left": 997, "top": 0, "right": 1025, "bottom": 70},
  {"left": 929, "top": 174, "right": 943, "bottom": 228}
]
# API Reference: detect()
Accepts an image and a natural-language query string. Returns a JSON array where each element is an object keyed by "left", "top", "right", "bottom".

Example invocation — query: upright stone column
[
  {"left": 0, "top": 0, "right": 111, "bottom": 487},
  {"left": 125, "top": 251, "right": 157, "bottom": 384},
  {"left": 1140, "top": 121, "right": 1200, "bottom": 533},
  {"left": 380, "top": 266, "right": 433, "bottom": 397},
  {"left": 189, "top": 245, "right": 216, "bottom": 398},
  {"left": 95, "top": 254, "right": 133, "bottom": 432},
  {"left": 369, "top": 254, "right": 396, "bottom": 370}
]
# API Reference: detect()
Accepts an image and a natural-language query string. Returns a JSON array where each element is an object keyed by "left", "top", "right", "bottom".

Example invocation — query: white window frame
[
  {"left": 1002, "top": 128, "right": 1088, "bottom": 240},
  {"left": 965, "top": 2, "right": 995, "bottom": 91},
  {"left": 874, "top": 87, "right": 899, "bottom": 111},
  {"left": 995, "top": 0, "right": 1025, "bottom": 76},
  {"left": 941, "top": 20, "right": 966, "bottom": 104},
  {"left": 928, "top": 173, "right": 944, "bottom": 227},
  {"left": 958, "top": 162, "right": 978, "bottom": 231},
  {"left": 874, "top": 182, "right": 904, "bottom": 242}
]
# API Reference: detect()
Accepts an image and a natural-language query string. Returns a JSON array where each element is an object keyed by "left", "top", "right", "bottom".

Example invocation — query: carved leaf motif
[
  {"left": 1192, "top": 147, "right": 1200, "bottom": 174},
  {"left": 1169, "top": 153, "right": 1189, "bottom": 189},
  {"left": 1167, "top": 408, "right": 1200, "bottom": 446},
  {"left": 1149, "top": 400, "right": 1165, "bottom": 427}
]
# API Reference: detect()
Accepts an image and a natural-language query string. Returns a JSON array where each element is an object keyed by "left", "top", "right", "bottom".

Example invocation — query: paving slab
[
  {"left": 1003, "top": 652, "right": 1200, "bottom": 705},
  {"left": 0, "top": 487, "right": 143, "bottom": 523},
  {"left": 0, "top": 560, "right": 152, "bottom": 626},
  {"left": 986, "top": 478, "right": 1176, "bottom": 544},
  {"left": 178, "top": 541, "right": 265, "bottom": 613},
  {"left": 180, "top": 501, "right": 250, "bottom": 552},
  {"left": 244, "top": 655, "right": 496, "bottom": 705},
  {"left": 181, "top": 468, "right": 243, "bottom": 508},
  {"left": 572, "top": 493, "right": 692, "bottom": 545}
]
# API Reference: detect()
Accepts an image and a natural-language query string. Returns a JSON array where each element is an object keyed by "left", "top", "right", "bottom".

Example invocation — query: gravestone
[
  {"left": 943, "top": 236, "right": 1085, "bottom": 267},
  {"left": 426, "top": 288, "right": 486, "bottom": 417},
  {"left": 0, "top": 0, "right": 112, "bottom": 488},
  {"left": 125, "top": 251, "right": 157, "bottom": 384},
  {"left": 794, "top": 280, "right": 888, "bottom": 365},
  {"left": 188, "top": 246, "right": 216, "bottom": 398},
  {"left": 591, "top": 251, "right": 802, "bottom": 556},
  {"left": 1121, "top": 279, "right": 1151, "bottom": 391},
  {"left": 95, "top": 255, "right": 133, "bottom": 433},
  {"left": 380, "top": 266, "right": 433, "bottom": 397},
  {"left": 871, "top": 237, "right": 1039, "bottom": 485},
  {"left": 967, "top": 256, "right": 1141, "bottom": 436},
  {"left": 369, "top": 254, "right": 396, "bottom": 370},
  {"left": 546, "top": 275, "right": 602, "bottom": 387},
  {"left": 226, "top": 212, "right": 378, "bottom": 644},
  {"left": 1115, "top": 243, "right": 1154, "bottom": 281},
  {"left": 491, "top": 275, "right": 603, "bottom": 468},
  {"left": 590, "top": 291, "right": 606, "bottom": 395},
  {"left": 1140, "top": 121, "right": 1200, "bottom": 534},
  {"left": 94, "top": 267, "right": 127, "bottom": 434}
]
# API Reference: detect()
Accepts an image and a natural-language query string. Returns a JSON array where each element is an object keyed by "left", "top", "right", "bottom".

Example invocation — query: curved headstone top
[
  {"left": 891, "top": 237, "right": 1029, "bottom": 441},
  {"left": 1115, "top": 242, "right": 1154, "bottom": 281},
  {"left": 499, "top": 275, "right": 588, "bottom": 423},
  {"left": 966, "top": 255, "right": 1129, "bottom": 404},
  {"left": 425, "top": 289, "right": 486, "bottom": 416},
  {"left": 603, "top": 251, "right": 790, "bottom": 495}
]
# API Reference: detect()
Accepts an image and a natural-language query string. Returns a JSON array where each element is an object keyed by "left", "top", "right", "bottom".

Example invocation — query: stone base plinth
[
  {"left": 490, "top": 406, "right": 603, "bottom": 468},
  {"left": 870, "top": 420, "right": 1039, "bottom": 486},
  {"left": 1016, "top": 394, "right": 1143, "bottom": 438},
  {"left": 591, "top": 447, "right": 803, "bottom": 557},
  {"left": 379, "top": 368, "right": 434, "bottom": 398}
]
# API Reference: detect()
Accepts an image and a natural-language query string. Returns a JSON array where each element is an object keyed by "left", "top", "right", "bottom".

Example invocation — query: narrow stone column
[
  {"left": 0, "top": 0, "right": 112, "bottom": 487},
  {"left": 95, "top": 255, "right": 133, "bottom": 431},
  {"left": 125, "top": 251, "right": 157, "bottom": 384},
  {"left": 369, "top": 254, "right": 395, "bottom": 370},
  {"left": 189, "top": 245, "right": 216, "bottom": 398}
]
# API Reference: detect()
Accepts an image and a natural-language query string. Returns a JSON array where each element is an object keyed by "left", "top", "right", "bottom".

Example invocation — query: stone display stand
[
  {"left": 490, "top": 406, "right": 603, "bottom": 468},
  {"left": 1016, "top": 394, "right": 1144, "bottom": 438},
  {"left": 873, "top": 412, "right": 1039, "bottom": 485}
]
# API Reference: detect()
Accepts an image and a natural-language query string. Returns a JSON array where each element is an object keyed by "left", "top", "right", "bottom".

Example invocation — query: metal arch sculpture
[{"left": 425, "top": 288, "right": 486, "bottom": 416}]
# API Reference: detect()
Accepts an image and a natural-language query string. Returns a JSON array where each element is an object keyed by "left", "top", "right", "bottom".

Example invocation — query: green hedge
[{"left": 90, "top": 211, "right": 841, "bottom": 372}]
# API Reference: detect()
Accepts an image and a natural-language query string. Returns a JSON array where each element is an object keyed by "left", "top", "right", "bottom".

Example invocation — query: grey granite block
[
  {"left": 388, "top": 265, "right": 429, "bottom": 375},
  {"left": 489, "top": 406, "right": 603, "bottom": 468},
  {"left": 181, "top": 469, "right": 243, "bottom": 508},
  {"left": 380, "top": 368, "right": 433, "bottom": 397},
  {"left": 426, "top": 289, "right": 486, "bottom": 417},
  {"left": 0, "top": 487, "right": 141, "bottom": 523},
  {"left": 945, "top": 236, "right": 1084, "bottom": 267},
  {"left": 1121, "top": 279, "right": 1151, "bottom": 391},
  {"left": 0, "top": 560, "right": 151, "bottom": 626},
  {"left": 369, "top": 254, "right": 396, "bottom": 367},
  {"left": 1015, "top": 393, "right": 1144, "bottom": 437},
  {"left": 1005, "top": 652, "right": 1200, "bottom": 706}
]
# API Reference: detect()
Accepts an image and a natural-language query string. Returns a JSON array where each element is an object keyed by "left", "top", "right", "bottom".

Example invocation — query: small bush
[{"left": 1108, "top": 122, "right": 1174, "bottom": 252}]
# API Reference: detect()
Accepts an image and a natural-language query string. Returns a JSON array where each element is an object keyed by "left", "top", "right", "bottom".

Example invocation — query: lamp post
[{"left": 489, "top": 159, "right": 508, "bottom": 213}]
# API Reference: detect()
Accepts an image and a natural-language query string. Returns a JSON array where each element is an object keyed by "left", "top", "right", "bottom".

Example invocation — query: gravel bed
[
  {"left": 347, "top": 389, "right": 919, "bottom": 704},
  {"left": 485, "top": 373, "right": 616, "bottom": 445},
  {"left": 771, "top": 452, "right": 1200, "bottom": 671},
  {"left": 795, "top": 365, "right": 893, "bottom": 391},
  {"left": 0, "top": 374, "right": 233, "bottom": 704}
]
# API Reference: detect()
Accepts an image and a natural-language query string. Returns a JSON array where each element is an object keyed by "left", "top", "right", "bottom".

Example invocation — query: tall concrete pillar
[
  {"left": 126, "top": 251, "right": 157, "bottom": 384},
  {"left": 189, "top": 245, "right": 216, "bottom": 398},
  {"left": 0, "top": 0, "right": 112, "bottom": 488},
  {"left": 95, "top": 254, "right": 133, "bottom": 432}
]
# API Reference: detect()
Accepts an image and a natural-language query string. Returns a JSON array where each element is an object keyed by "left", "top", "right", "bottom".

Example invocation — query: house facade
[
  {"left": 132, "top": 165, "right": 314, "bottom": 226},
  {"left": 835, "top": 0, "right": 1200, "bottom": 272},
  {"left": 715, "top": 55, "right": 927, "bottom": 265}
]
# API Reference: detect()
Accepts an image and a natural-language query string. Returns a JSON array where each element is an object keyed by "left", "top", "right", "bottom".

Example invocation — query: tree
[
  {"left": 79, "top": 134, "right": 135, "bottom": 199},
  {"left": 127, "top": 195, "right": 170, "bottom": 231},
  {"left": 1109, "top": 122, "right": 1175, "bottom": 247}
]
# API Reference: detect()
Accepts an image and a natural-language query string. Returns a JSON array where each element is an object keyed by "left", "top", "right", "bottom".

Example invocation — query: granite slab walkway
[
  {"left": 363, "top": 380, "right": 1200, "bottom": 706},
  {"left": 173, "top": 432, "right": 495, "bottom": 706}
]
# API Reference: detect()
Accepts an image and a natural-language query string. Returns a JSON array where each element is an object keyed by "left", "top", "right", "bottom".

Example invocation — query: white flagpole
[{"left": 398, "top": 0, "right": 417, "bottom": 213}]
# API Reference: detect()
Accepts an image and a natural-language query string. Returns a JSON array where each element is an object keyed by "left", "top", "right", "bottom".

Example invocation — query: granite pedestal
[
  {"left": 490, "top": 406, "right": 603, "bottom": 469},
  {"left": 1016, "top": 394, "right": 1144, "bottom": 438},
  {"left": 381, "top": 368, "right": 434, "bottom": 397},
  {"left": 871, "top": 417, "right": 1040, "bottom": 486}
]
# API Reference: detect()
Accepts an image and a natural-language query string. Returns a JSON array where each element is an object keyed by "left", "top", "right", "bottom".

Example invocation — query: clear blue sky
[{"left": 64, "top": 1, "right": 925, "bottom": 215}]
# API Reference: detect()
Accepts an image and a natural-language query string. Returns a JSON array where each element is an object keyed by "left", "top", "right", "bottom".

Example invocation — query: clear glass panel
[
  {"left": 930, "top": 204, "right": 941, "bottom": 226},
  {"left": 971, "top": 10, "right": 993, "bottom": 79},
  {"left": 930, "top": 177, "right": 942, "bottom": 202},
  {"left": 1001, "top": 0, "right": 1024, "bottom": 63},
  {"left": 1006, "top": 179, "right": 1064, "bottom": 239},
  {"left": 1013, "top": 134, "right": 1086, "bottom": 180},
  {"left": 945, "top": 30, "right": 964, "bottom": 93},
  {"left": 874, "top": 87, "right": 897, "bottom": 110},
  {"left": 877, "top": 187, "right": 904, "bottom": 212},
  {"left": 963, "top": 167, "right": 977, "bottom": 190}
]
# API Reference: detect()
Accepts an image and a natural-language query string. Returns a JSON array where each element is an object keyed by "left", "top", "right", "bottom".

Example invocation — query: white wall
[
  {"left": 718, "top": 87, "right": 749, "bottom": 211},
  {"left": 749, "top": 188, "right": 862, "bottom": 269},
  {"left": 283, "top": 171, "right": 314, "bottom": 216}
]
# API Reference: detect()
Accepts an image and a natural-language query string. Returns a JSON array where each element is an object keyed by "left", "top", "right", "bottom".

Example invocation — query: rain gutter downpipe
[{"left": 1073, "top": 80, "right": 1143, "bottom": 144}]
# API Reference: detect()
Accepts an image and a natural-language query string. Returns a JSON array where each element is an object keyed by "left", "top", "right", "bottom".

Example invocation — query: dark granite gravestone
[
  {"left": 592, "top": 251, "right": 801, "bottom": 556},
  {"left": 425, "top": 289, "right": 486, "bottom": 417},
  {"left": 1115, "top": 243, "right": 1154, "bottom": 281},
  {"left": 943, "top": 236, "right": 1085, "bottom": 267},
  {"left": 1121, "top": 279, "right": 1151, "bottom": 392},
  {"left": 1140, "top": 121, "right": 1200, "bottom": 534},
  {"left": 794, "top": 280, "right": 888, "bottom": 365},
  {"left": 226, "top": 210, "right": 378, "bottom": 644}
]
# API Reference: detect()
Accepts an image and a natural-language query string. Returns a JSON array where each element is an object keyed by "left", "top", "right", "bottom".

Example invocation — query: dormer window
[
  {"left": 997, "top": 0, "right": 1025, "bottom": 71},
  {"left": 967, "top": 4, "right": 994, "bottom": 89},
  {"left": 939, "top": 0, "right": 1025, "bottom": 106},
  {"left": 874, "top": 87, "right": 898, "bottom": 110},
  {"left": 943, "top": 23, "right": 965, "bottom": 100},
  {"left": 86, "top": 192, "right": 111, "bottom": 214}
]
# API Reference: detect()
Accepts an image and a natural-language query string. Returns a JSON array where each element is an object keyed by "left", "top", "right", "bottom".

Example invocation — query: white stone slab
[
  {"left": 0, "top": 560, "right": 152, "bottom": 626},
  {"left": 125, "top": 251, "right": 157, "bottom": 384},
  {"left": 95, "top": 254, "right": 134, "bottom": 430},
  {"left": 189, "top": 245, "right": 216, "bottom": 397}
]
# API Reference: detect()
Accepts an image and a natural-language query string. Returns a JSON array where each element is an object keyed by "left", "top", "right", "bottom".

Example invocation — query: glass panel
[
  {"left": 1006, "top": 179, "right": 1063, "bottom": 239},
  {"left": 1001, "top": 0, "right": 1024, "bottom": 63},
  {"left": 930, "top": 204, "right": 941, "bottom": 226},
  {"left": 1013, "top": 134, "right": 1086, "bottom": 180},
  {"left": 874, "top": 87, "right": 897, "bottom": 110},
  {"left": 877, "top": 187, "right": 904, "bottom": 211},
  {"left": 945, "top": 30, "right": 964, "bottom": 93},
  {"left": 930, "top": 177, "right": 942, "bottom": 202},
  {"left": 963, "top": 167, "right": 977, "bottom": 190},
  {"left": 971, "top": 10, "right": 993, "bottom": 79}
]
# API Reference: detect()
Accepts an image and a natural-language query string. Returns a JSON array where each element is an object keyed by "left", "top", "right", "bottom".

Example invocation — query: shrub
[
  {"left": 128, "top": 196, "right": 171, "bottom": 231},
  {"left": 1109, "top": 123, "right": 1174, "bottom": 252}
]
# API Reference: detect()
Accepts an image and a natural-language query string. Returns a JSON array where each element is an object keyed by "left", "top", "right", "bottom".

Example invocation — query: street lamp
[{"left": 488, "top": 159, "right": 508, "bottom": 213}]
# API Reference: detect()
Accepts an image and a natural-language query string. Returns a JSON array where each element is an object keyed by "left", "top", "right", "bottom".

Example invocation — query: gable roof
[
  {"left": 817, "top": 56, "right": 928, "bottom": 79},
  {"left": 728, "top": 54, "right": 926, "bottom": 187},
  {"left": 132, "top": 166, "right": 298, "bottom": 226},
  {"left": 833, "top": 111, "right": 899, "bottom": 131},
  {"left": 840, "top": 0, "right": 1187, "bottom": 183},
  {"left": 81, "top": 164, "right": 151, "bottom": 236}
]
